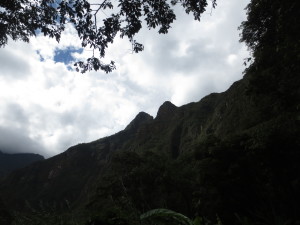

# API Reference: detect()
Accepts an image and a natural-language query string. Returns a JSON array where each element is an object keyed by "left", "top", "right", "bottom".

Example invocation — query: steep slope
[
  {"left": 0, "top": 112, "right": 153, "bottom": 209},
  {"left": 1, "top": 74, "right": 297, "bottom": 212},
  {"left": 1, "top": 0, "right": 300, "bottom": 223},
  {"left": 0, "top": 72, "right": 299, "bottom": 224}
]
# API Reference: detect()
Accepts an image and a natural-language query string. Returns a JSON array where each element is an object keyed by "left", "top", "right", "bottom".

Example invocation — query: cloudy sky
[{"left": 0, "top": 0, "right": 250, "bottom": 158}]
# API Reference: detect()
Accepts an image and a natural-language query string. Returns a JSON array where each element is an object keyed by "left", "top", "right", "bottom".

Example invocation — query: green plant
[
  {"left": 140, "top": 208, "right": 223, "bottom": 225},
  {"left": 140, "top": 208, "right": 194, "bottom": 225}
]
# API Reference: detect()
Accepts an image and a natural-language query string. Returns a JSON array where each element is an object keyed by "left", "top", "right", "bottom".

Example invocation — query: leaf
[{"left": 140, "top": 208, "right": 194, "bottom": 225}]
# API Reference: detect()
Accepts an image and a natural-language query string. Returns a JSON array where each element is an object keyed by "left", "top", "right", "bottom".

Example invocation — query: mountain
[
  {"left": 0, "top": 1, "right": 299, "bottom": 224},
  {"left": 0, "top": 151, "right": 44, "bottom": 177},
  {"left": 0, "top": 71, "right": 299, "bottom": 224}
]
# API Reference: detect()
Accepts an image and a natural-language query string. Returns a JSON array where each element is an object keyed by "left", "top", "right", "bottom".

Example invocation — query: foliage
[
  {"left": 84, "top": 206, "right": 140, "bottom": 225},
  {"left": 0, "top": 198, "right": 12, "bottom": 225},
  {"left": 7, "top": 117, "right": 299, "bottom": 225},
  {"left": 10, "top": 200, "right": 80, "bottom": 225},
  {"left": 239, "top": 0, "right": 300, "bottom": 107},
  {"left": 0, "top": 0, "right": 216, "bottom": 73},
  {"left": 84, "top": 116, "right": 300, "bottom": 225},
  {"left": 1, "top": 1, "right": 300, "bottom": 224},
  {"left": 140, "top": 208, "right": 193, "bottom": 225}
]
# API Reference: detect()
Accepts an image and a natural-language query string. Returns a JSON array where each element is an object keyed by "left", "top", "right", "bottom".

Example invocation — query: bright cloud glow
[{"left": 0, "top": 0, "right": 250, "bottom": 157}]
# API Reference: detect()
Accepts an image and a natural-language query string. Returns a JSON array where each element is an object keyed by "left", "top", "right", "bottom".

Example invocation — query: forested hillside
[{"left": 0, "top": 0, "right": 299, "bottom": 224}]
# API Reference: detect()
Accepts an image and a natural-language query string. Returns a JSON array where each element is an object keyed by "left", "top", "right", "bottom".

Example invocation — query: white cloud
[{"left": 0, "top": 0, "right": 250, "bottom": 158}]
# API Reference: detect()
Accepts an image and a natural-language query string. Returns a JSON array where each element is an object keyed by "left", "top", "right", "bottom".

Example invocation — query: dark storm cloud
[
  {"left": 0, "top": 103, "right": 48, "bottom": 156},
  {"left": 0, "top": 126, "right": 47, "bottom": 156}
]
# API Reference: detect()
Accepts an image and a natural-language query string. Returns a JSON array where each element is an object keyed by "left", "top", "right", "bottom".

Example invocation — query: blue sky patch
[{"left": 54, "top": 47, "right": 83, "bottom": 65}]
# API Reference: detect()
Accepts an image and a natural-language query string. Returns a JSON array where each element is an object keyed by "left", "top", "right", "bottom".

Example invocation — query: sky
[{"left": 0, "top": 0, "right": 250, "bottom": 158}]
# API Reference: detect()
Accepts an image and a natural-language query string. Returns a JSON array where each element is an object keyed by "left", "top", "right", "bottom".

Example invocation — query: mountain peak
[
  {"left": 125, "top": 112, "right": 153, "bottom": 131},
  {"left": 156, "top": 101, "right": 177, "bottom": 120}
]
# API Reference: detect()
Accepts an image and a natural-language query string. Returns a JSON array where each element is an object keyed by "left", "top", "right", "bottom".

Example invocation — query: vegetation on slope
[{"left": 0, "top": 0, "right": 299, "bottom": 224}]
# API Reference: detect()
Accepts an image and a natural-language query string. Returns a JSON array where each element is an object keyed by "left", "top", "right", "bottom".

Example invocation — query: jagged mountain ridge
[
  {"left": 0, "top": 71, "right": 300, "bottom": 225},
  {"left": 0, "top": 75, "right": 285, "bottom": 211},
  {"left": 1, "top": 0, "right": 300, "bottom": 222}
]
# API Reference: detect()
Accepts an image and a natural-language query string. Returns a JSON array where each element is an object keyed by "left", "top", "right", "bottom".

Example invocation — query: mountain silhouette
[{"left": 0, "top": 151, "right": 44, "bottom": 177}]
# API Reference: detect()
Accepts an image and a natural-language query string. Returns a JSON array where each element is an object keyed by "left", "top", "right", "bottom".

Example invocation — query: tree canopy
[
  {"left": 0, "top": 0, "right": 216, "bottom": 73},
  {"left": 239, "top": 0, "right": 300, "bottom": 106}
]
